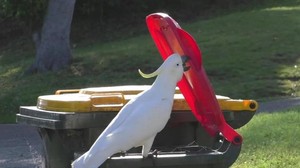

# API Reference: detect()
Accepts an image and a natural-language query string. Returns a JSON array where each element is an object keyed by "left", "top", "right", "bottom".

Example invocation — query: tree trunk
[{"left": 28, "top": 0, "right": 76, "bottom": 73}]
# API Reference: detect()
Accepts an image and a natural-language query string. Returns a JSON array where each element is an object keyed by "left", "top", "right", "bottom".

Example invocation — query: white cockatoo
[{"left": 71, "top": 53, "right": 189, "bottom": 168}]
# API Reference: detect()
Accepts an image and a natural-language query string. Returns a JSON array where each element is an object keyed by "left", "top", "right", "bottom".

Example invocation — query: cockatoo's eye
[{"left": 176, "top": 63, "right": 179, "bottom": 66}]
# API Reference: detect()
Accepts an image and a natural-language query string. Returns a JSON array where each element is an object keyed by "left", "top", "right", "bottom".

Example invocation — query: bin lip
[
  {"left": 38, "top": 94, "right": 91, "bottom": 101},
  {"left": 79, "top": 85, "right": 152, "bottom": 94},
  {"left": 32, "top": 84, "right": 258, "bottom": 113}
]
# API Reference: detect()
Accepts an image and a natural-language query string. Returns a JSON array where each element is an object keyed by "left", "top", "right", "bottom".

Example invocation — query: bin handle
[
  {"left": 55, "top": 89, "right": 80, "bottom": 95},
  {"left": 90, "top": 93, "right": 125, "bottom": 110}
]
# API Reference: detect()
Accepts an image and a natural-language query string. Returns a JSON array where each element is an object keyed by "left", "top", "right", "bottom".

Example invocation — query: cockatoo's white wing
[
  {"left": 72, "top": 94, "right": 144, "bottom": 168},
  {"left": 108, "top": 96, "right": 173, "bottom": 144},
  {"left": 81, "top": 93, "right": 173, "bottom": 168},
  {"left": 93, "top": 91, "right": 173, "bottom": 149},
  {"left": 93, "top": 92, "right": 145, "bottom": 141}
]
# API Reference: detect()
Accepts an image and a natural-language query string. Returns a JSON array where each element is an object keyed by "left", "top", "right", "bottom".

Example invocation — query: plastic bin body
[{"left": 17, "top": 85, "right": 257, "bottom": 168}]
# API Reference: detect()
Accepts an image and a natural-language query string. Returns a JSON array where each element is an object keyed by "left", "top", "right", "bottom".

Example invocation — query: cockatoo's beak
[{"left": 181, "top": 56, "right": 190, "bottom": 72}]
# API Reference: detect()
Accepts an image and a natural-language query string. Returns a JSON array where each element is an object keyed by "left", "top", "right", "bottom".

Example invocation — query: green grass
[
  {"left": 232, "top": 108, "right": 300, "bottom": 168},
  {"left": 185, "top": 5, "right": 300, "bottom": 99},
  {"left": 1, "top": 1, "right": 300, "bottom": 123}
]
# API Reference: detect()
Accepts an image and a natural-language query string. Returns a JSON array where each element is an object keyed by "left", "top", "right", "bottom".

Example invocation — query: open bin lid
[{"left": 37, "top": 85, "right": 257, "bottom": 113}]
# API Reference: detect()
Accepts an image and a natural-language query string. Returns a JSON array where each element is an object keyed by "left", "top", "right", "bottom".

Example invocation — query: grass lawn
[{"left": 232, "top": 108, "right": 300, "bottom": 168}]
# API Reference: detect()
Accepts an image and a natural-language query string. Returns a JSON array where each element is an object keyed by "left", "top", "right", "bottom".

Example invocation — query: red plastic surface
[{"left": 146, "top": 13, "right": 242, "bottom": 145}]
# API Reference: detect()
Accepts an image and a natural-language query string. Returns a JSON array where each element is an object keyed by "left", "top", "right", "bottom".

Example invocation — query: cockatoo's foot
[
  {"left": 110, "top": 151, "right": 127, "bottom": 158},
  {"left": 120, "top": 151, "right": 126, "bottom": 157},
  {"left": 142, "top": 149, "right": 158, "bottom": 166},
  {"left": 147, "top": 149, "right": 159, "bottom": 158}
]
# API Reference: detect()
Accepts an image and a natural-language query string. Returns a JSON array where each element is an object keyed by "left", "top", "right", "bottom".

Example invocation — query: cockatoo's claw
[
  {"left": 111, "top": 151, "right": 126, "bottom": 158},
  {"left": 143, "top": 151, "right": 157, "bottom": 168},
  {"left": 120, "top": 151, "right": 126, "bottom": 157},
  {"left": 142, "top": 149, "right": 158, "bottom": 159},
  {"left": 148, "top": 149, "right": 159, "bottom": 158}
]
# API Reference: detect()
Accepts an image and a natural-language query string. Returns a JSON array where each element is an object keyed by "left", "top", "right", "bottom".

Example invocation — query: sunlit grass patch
[
  {"left": 263, "top": 6, "right": 300, "bottom": 11},
  {"left": 232, "top": 109, "right": 300, "bottom": 168}
]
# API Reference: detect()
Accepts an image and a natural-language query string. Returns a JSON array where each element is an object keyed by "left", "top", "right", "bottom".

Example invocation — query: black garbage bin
[{"left": 17, "top": 85, "right": 258, "bottom": 168}]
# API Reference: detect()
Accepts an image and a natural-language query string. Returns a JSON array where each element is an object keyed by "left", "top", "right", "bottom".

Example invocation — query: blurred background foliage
[{"left": 0, "top": 0, "right": 268, "bottom": 47}]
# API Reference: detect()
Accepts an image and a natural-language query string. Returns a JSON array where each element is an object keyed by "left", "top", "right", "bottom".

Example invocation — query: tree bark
[{"left": 28, "top": 0, "right": 76, "bottom": 73}]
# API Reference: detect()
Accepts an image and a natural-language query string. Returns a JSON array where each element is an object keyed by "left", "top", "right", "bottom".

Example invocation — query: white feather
[{"left": 72, "top": 53, "right": 184, "bottom": 168}]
